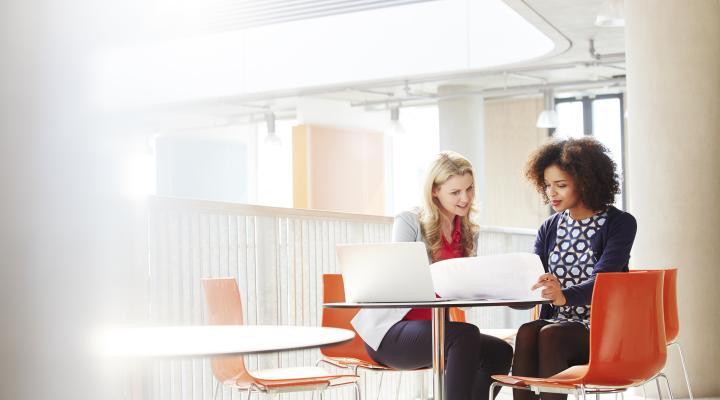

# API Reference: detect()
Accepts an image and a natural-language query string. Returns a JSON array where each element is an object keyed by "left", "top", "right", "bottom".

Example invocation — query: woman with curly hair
[
  {"left": 352, "top": 151, "right": 513, "bottom": 400},
  {"left": 510, "top": 137, "right": 637, "bottom": 400}
]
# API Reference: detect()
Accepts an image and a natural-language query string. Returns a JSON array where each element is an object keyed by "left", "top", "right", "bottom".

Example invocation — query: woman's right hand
[{"left": 531, "top": 273, "right": 567, "bottom": 306}]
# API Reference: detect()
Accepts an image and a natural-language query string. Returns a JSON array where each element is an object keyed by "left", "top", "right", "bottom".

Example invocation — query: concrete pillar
[
  {"left": 437, "top": 85, "right": 486, "bottom": 217},
  {"left": 625, "top": 1, "right": 720, "bottom": 397}
]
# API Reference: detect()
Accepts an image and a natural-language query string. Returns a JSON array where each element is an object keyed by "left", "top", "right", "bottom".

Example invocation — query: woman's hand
[{"left": 531, "top": 273, "right": 567, "bottom": 306}]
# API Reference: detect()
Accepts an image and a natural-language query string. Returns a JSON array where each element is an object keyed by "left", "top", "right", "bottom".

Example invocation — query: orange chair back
[
  {"left": 201, "top": 277, "right": 253, "bottom": 385},
  {"left": 320, "top": 274, "right": 377, "bottom": 363},
  {"left": 582, "top": 271, "right": 667, "bottom": 386},
  {"left": 631, "top": 268, "right": 680, "bottom": 344},
  {"left": 449, "top": 307, "right": 466, "bottom": 323},
  {"left": 661, "top": 269, "right": 679, "bottom": 343}
]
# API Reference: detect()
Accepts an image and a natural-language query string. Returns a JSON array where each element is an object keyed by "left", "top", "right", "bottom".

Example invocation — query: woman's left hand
[{"left": 531, "top": 273, "right": 567, "bottom": 306}]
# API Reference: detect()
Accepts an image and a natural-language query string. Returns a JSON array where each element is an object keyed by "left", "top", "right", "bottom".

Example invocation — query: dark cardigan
[{"left": 535, "top": 206, "right": 637, "bottom": 320}]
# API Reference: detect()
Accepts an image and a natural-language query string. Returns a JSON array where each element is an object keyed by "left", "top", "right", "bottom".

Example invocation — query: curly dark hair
[{"left": 524, "top": 137, "right": 620, "bottom": 211}]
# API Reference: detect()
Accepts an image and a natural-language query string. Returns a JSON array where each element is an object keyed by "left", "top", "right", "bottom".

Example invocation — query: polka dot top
[{"left": 547, "top": 209, "right": 608, "bottom": 326}]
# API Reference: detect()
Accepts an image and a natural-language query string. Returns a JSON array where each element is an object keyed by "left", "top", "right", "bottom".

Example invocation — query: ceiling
[
  {"left": 131, "top": 0, "right": 627, "bottom": 128},
  {"left": 312, "top": 0, "right": 627, "bottom": 106}
]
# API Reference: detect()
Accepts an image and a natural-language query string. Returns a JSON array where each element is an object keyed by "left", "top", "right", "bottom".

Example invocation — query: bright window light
[
  {"left": 593, "top": 98, "right": 624, "bottom": 208},
  {"left": 256, "top": 119, "right": 294, "bottom": 208},
  {"left": 556, "top": 101, "right": 585, "bottom": 139},
  {"left": 390, "top": 106, "right": 440, "bottom": 215}
]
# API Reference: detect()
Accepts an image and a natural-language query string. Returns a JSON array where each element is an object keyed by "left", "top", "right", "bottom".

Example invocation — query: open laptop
[{"left": 336, "top": 242, "right": 439, "bottom": 303}]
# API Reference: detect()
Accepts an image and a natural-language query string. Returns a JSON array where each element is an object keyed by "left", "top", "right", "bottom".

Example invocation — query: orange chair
[
  {"left": 490, "top": 271, "right": 668, "bottom": 400},
  {"left": 319, "top": 274, "right": 389, "bottom": 371},
  {"left": 201, "top": 277, "right": 360, "bottom": 400},
  {"left": 636, "top": 269, "right": 693, "bottom": 400},
  {"left": 318, "top": 274, "right": 410, "bottom": 400}
]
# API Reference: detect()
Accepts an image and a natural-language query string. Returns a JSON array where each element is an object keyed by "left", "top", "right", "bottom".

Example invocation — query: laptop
[{"left": 336, "top": 242, "right": 439, "bottom": 303}]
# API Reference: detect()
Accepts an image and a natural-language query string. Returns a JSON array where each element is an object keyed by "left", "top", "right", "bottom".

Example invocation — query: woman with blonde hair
[{"left": 352, "top": 151, "right": 513, "bottom": 400}]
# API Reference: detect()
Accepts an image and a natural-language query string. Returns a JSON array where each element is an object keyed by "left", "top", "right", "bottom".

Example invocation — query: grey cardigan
[{"left": 392, "top": 210, "right": 480, "bottom": 256}]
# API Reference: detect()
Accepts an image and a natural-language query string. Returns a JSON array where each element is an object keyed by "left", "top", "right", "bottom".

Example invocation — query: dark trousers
[
  {"left": 511, "top": 320, "right": 590, "bottom": 400},
  {"left": 366, "top": 320, "right": 513, "bottom": 400}
]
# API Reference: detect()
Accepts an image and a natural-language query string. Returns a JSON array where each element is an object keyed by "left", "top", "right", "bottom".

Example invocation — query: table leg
[{"left": 432, "top": 307, "right": 446, "bottom": 400}]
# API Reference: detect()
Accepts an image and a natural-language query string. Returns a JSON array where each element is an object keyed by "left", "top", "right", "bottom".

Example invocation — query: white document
[{"left": 430, "top": 252, "right": 545, "bottom": 300}]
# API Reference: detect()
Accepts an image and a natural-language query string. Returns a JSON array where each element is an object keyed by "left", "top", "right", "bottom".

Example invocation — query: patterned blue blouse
[{"left": 548, "top": 210, "right": 608, "bottom": 326}]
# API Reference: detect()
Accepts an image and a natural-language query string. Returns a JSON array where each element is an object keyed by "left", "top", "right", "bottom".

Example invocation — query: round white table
[
  {"left": 324, "top": 298, "right": 549, "bottom": 400},
  {"left": 93, "top": 325, "right": 355, "bottom": 358}
]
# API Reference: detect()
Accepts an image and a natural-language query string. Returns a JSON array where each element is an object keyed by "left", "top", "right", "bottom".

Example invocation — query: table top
[
  {"left": 324, "top": 298, "right": 550, "bottom": 309},
  {"left": 93, "top": 325, "right": 355, "bottom": 358}
]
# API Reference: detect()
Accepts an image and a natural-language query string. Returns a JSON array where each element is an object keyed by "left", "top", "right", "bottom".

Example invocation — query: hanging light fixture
[
  {"left": 595, "top": 0, "right": 625, "bottom": 27},
  {"left": 264, "top": 111, "right": 281, "bottom": 146},
  {"left": 385, "top": 105, "right": 405, "bottom": 137},
  {"left": 536, "top": 89, "right": 558, "bottom": 129}
]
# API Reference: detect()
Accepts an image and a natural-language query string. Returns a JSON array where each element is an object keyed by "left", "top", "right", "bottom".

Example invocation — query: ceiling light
[
  {"left": 264, "top": 112, "right": 281, "bottom": 146},
  {"left": 536, "top": 89, "right": 558, "bottom": 129},
  {"left": 385, "top": 106, "right": 405, "bottom": 137},
  {"left": 265, "top": 111, "right": 276, "bottom": 134},
  {"left": 595, "top": 0, "right": 625, "bottom": 27}
]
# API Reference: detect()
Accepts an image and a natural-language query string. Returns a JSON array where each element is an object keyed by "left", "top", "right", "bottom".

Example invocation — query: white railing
[{"left": 146, "top": 196, "right": 536, "bottom": 400}]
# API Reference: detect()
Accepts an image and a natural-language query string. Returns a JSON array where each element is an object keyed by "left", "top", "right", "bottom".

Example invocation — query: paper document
[{"left": 430, "top": 252, "right": 544, "bottom": 300}]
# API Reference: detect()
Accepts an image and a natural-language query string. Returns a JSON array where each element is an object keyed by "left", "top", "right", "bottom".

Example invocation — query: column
[
  {"left": 625, "top": 1, "right": 720, "bottom": 397},
  {"left": 437, "top": 85, "right": 486, "bottom": 217}
]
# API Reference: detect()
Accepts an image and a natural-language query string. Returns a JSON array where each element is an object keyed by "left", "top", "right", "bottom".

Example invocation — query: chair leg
[
  {"left": 580, "top": 384, "right": 588, "bottom": 400},
  {"left": 245, "top": 388, "right": 253, "bottom": 400},
  {"left": 674, "top": 343, "right": 695, "bottom": 400},
  {"left": 213, "top": 381, "right": 221, "bottom": 400},
  {"left": 353, "top": 381, "right": 361, "bottom": 400},
  {"left": 489, "top": 381, "right": 499, "bottom": 400},
  {"left": 655, "top": 376, "right": 663, "bottom": 400},
  {"left": 660, "top": 373, "right": 675, "bottom": 400}
]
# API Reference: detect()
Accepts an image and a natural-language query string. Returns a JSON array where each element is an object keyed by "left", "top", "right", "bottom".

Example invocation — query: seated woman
[
  {"left": 512, "top": 138, "right": 637, "bottom": 400},
  {"left": 351, "top": 151, "right": 513, "bottom": 400}
]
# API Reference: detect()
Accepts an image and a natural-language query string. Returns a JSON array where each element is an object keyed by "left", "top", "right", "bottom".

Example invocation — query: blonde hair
[{"left": 419, "top": 151, "right": 479, "bottom": 261}]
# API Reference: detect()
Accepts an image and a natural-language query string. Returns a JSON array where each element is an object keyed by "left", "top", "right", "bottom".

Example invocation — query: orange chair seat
[
  {"left": 202, "top": 277, "right": 360, "bottom": 398},
  {"left": 491, "top": 272, "right": 667, "bottom": 398},
  {"left": 319, "top": 356, "right": 391, "bottom": 371},
  {"left": 494, "top": 364, "right": 655, "bottom": 392},
  {"left": 231, "top": 366, "right": 359, "bottom": 389},
  {"left": 491, "top": 373, "right": 578, "bottom": 390}
]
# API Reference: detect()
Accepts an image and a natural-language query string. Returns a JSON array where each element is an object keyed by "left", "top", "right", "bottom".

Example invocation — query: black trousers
[
  {"left": 366, "top": 320, "right": 513, "bottom": 400},
  {"left": 511, "top": 320, "right": 590, "bottom": 400}
]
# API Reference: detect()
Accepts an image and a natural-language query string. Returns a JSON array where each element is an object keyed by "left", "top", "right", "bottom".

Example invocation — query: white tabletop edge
[{"left": 323, "top": 298, "right": 550, "bottom": 308}]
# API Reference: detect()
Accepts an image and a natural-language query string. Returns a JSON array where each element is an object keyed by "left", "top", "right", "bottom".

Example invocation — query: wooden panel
[
  {"left": 293, "top": 124, "right": 385, "bottom": 215},
  {"left": 483, "top": 97, "right": 550, "bottom": 229}
]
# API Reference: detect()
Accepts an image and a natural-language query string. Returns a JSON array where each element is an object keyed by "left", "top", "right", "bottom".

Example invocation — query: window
[
  {"left": 554, "top": 94, "right": 626, "bottom": 209},
  {"left": 389, "top": 106, "right": 440, "bottom": 215},
  {"left": 154, "top": 119, "right": 294, "bottom": 207}
]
